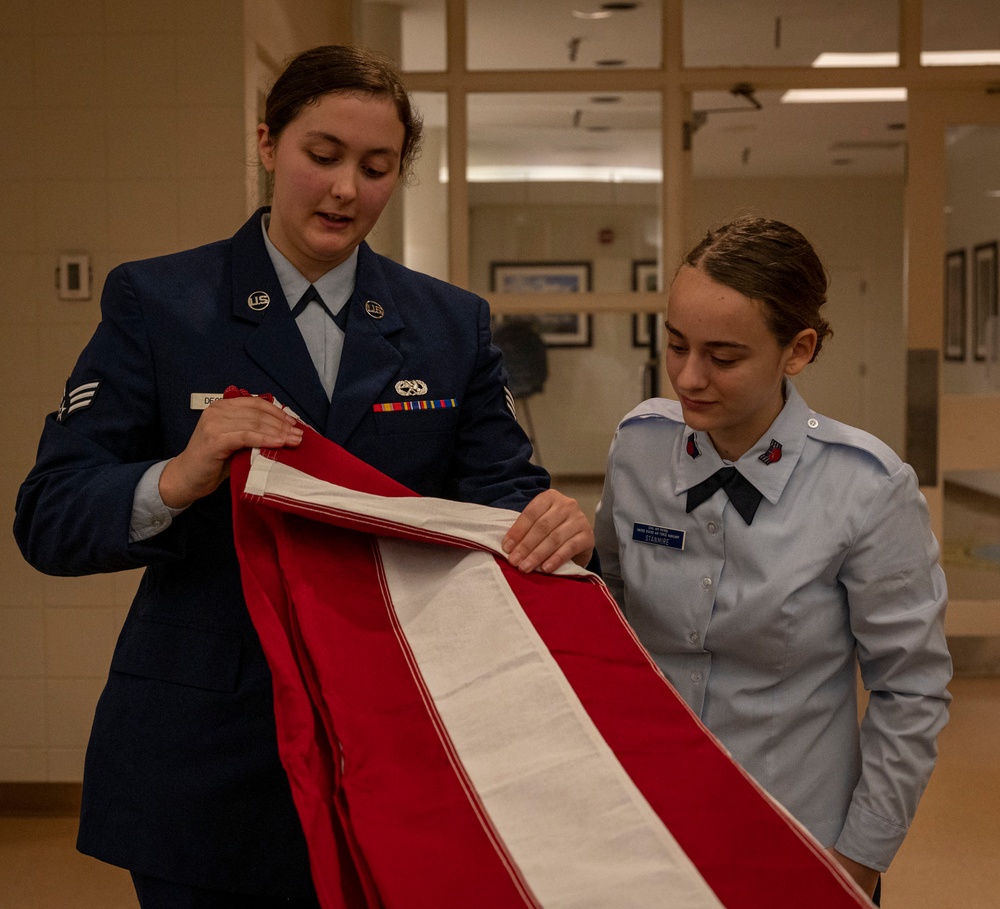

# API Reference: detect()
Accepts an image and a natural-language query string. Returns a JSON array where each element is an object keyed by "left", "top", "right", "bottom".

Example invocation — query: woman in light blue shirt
[{"left": 594, "top": 216, "right": 952, "bottom": 903}]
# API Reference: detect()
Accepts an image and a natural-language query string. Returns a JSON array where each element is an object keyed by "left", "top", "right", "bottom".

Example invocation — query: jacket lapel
[
  {"left": 230, "top": 210, "right": 330, "bottom": 431},
  {"left": 324, "top": 244, "right": 404, "bottom": 445}
]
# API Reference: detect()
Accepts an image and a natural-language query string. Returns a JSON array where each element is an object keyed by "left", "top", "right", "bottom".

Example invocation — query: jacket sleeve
[
  {"left": 834, "top": 462, "right": 952, "bottom": 870},
  {"left": 14, "top": 264, "right": 187, "bottom": 576},
  {"left": 443, "top": 298, "right": 550, "bottom": 511}
]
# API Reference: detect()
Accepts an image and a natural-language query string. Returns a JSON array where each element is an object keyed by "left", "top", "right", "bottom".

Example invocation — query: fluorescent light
[
  {"left": 572, "top": 10, "right": 613, "bottom": 19},
  {"left": 813, "top": 52, "right": 899, "bottom": 68},
  {"left": 781, "top": 88, "right": 907, "bottom": 103},
  {"left": 922, "top": 50, "right": 1000, "bottom": 66},
  {"left": 813, "top": 50, "right": 1000, "bottom": 68},
  {"left": 440, "top": 165, "right": 662, "bottom": 183}
]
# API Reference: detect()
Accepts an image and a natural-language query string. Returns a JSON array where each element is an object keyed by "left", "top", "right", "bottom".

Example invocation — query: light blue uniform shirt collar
[
  {"left": 673, "top": 380, "right": 812, "bottom": 507},
  {"left": 259, "top": 212, "right": 357, "bottom": 315}
]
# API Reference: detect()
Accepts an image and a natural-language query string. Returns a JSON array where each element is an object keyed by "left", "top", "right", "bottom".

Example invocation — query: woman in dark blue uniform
[{"left": 14, "top": 45, "right": 593, "bottom": 908}]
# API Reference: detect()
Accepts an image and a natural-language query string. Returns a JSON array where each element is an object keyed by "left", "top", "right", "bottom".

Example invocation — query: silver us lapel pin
[
  {"left": 364, "top": 300, "right": 385, "bottom": 319},
  {"left": 248, "top": 291, "right": 270, "bottom": 311},
  {"left": 632, "top": 522, "right": 686, "bottom": 551}
]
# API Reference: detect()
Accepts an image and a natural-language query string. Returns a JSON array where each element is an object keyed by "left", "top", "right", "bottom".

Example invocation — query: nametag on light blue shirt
[{"left": 632, "top": 523, "right": 686, "bottom": 550}]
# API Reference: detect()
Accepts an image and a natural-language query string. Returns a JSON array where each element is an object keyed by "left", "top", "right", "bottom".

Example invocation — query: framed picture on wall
[
  {"left": 490, "top": 262, "right": 593, "bottom": 347},
  {"left": 973, "top": 242, "right": 998, "bottom": 362},
  {"left": 631, "top": 260, "right": 660, "bottom": 348},
  {"left": 944, "top": 249, "right": 967, "bottom": 362}
]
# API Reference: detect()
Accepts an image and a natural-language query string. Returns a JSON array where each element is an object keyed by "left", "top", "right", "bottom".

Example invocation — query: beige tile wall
[{"left": 0, "top": 0, "right": 281, "bottom": 783}]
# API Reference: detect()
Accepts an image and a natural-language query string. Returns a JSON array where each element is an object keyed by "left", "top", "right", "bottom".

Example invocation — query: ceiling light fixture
[
  {"left": 813, "top": 52, "right": 898, "bottom": 68},
  {"left": 781, "top": 88, "right": 907, "bottom": 103},
  {"left": 813, "top": 50, "right": 1000, "bottom": 67},
  {"left": 448, "top": 165, "right": 662, "bottom": 184},
  {"left": 923, "top": 50, "right": 1000, "bottom": 66},
  {"left": 572, "top": 9, "right": 612, "bottom": 19}
]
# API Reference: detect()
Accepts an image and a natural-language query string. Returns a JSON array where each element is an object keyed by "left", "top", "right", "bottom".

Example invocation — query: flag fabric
[{"left": 228, "top": 394, "right": 871, "bottom": 909}]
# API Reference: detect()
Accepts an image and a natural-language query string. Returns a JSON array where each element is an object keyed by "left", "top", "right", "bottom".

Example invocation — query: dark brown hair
[
  {"left": 263, "top": 44, "right": 423, "bottom": 180},
  {"left": 681, "top": 216, "right": 833, "bottom": 361}
]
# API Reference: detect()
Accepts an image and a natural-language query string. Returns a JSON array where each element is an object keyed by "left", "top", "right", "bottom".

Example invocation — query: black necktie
[
  {"left": 686, "top": 466, "right": 763, "bottom": 525},
  {"left": 291, "top": 285, "right": 349, "bottom": 330}
]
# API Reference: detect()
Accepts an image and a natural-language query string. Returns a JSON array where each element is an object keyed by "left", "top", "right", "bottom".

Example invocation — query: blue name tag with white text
[{"left": 632, "top": 523, "right": 686, "bottom": 550}]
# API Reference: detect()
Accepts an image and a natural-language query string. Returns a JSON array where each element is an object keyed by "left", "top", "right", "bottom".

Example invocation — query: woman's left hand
[{"left": 502, "top": 488, "right": 595, "bottom": 573}]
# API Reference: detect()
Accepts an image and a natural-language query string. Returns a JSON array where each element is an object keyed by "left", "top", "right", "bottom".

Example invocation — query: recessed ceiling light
[
  {"left": 572, "top": 10, "right": 612, "bottom": 19},
  {"left": 781, "top": 88, "right": 907, "bottom": 103},
  {"left": 813, "top": 52, "right": 898, "bottom": 68},
  {"left": 923, "top": 50, "right": 1000, "bottom": 66},
  {"left": 457, "top": 165, "right": 662, "bottom": 183},
  {"left": 813, "top": 50, "right": 1000, "bottom": 67}
]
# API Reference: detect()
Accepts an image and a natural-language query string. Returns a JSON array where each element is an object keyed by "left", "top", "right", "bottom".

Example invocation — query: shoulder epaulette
[{"left": 804, "top": 413, "right": 903, "bottom": 476}]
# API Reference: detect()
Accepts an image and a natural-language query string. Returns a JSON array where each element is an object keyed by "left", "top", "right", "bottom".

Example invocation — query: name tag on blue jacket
[{"left": 632, "top": 523, "right": 686, "bottom": 550}]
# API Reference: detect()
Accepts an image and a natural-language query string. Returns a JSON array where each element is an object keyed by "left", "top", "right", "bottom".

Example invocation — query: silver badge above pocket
[{"left": 395, "top": 379, "right": 428, "bottom": 397}]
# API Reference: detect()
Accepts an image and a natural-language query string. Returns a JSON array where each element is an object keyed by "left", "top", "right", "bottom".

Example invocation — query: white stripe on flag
[
  {"left": 377, "top": 537, "right": 725, "bottom": 909},
  {"left": 244, "top": 452, "right": 591, "bottom": 578}
]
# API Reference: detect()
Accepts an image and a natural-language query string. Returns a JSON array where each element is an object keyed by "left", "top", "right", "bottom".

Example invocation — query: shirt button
[
  {"left": 707, "top": 522, "right": 718, "bottom": 534},
  {"left": 688, "top": 631, "right": 699, "bottom": 644},
  {"left": 701, "top": 577, "right": 712, "bottom": 589},
  {"left": 691, "top": 671, "right": 703, "bottom": 682}
]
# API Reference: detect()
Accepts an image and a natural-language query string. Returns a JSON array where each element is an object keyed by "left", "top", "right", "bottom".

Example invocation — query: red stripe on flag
[
  {"left": 500, "top": 563, "right": 866, "bottom": 908},
  {"left": 235, "top": 468, "right": 543, "bottom": 907}
]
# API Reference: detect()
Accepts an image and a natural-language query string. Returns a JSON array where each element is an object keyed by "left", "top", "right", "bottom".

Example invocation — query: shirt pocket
[
  {"left": 372, "top": 405, "right": 460, "bottom": 435},
  {"left": 110, "top": 617, "right": 242, "bottom": 692}
]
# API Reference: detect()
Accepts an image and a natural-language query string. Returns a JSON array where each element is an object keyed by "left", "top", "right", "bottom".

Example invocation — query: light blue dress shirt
[
  {"left": 594, "top": 381, "right": 952, "bottom": 872},
  {"left": 129, "top": 215, "right": 356, "bottom": 542},
  {"left": 260, "top": 212, "right": 355, "bottom": 399}
]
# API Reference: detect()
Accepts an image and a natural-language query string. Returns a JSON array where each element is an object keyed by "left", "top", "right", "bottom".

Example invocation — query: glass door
[{"left": 908, "top": 88, "right": 1000, "bottom": 656}]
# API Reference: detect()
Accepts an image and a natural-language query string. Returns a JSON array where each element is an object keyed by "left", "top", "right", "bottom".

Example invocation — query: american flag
[{"left": 229, "top": 397, "right": 871, "bottom": 909}]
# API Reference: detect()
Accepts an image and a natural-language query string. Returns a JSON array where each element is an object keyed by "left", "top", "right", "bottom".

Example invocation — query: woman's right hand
[{"left": 159, "top": 396, "right": 303, "bottom": 509}]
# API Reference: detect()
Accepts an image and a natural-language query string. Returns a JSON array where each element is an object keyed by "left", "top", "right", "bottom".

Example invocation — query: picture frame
[
  {"left": 631, "top": 260, "right": 659, "bottom": 348},
  {"left": 944, "top": 249, "right": 967, "bottom": 362},
  {"left": 490, "top": 262, "right": 592, "bottom": 347},
  {"left": 973, "top": 242, "right": 998, "bottom": 362}
]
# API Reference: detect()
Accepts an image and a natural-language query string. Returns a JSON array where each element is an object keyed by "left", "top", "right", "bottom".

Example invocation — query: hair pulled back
[
  {"left": 682, "top": 216, "right": 833, "bottom": 361},
  {"left": 264, "top": 44, "right": 423, "bottom": 180}
]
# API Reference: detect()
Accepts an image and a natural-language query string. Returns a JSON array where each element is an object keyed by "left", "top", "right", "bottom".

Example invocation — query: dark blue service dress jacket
[{"left": 14, "top": 209, "right": 548, "bottom": 897}]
